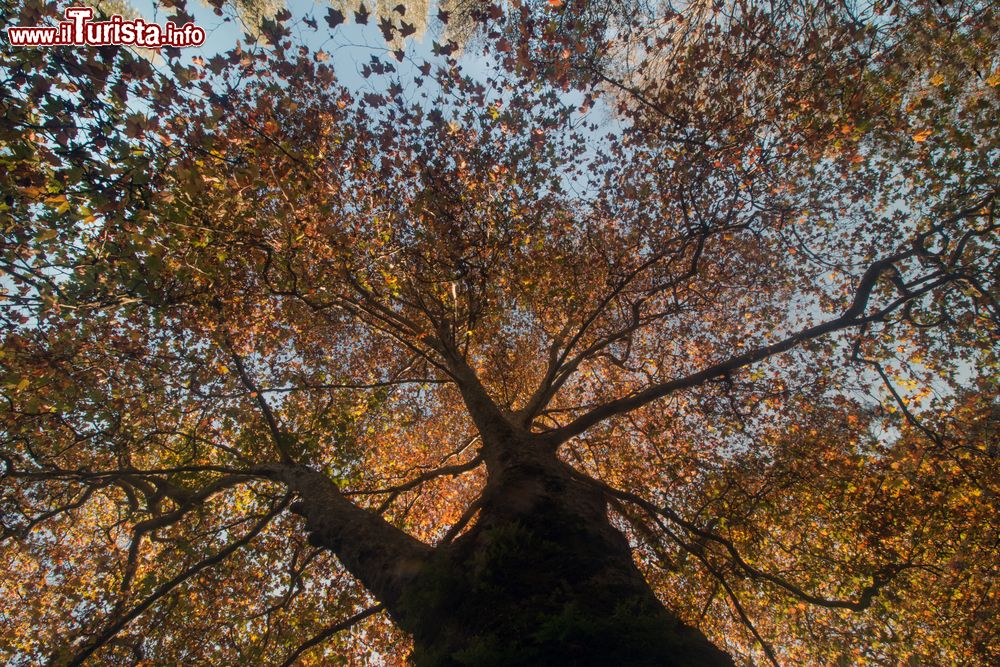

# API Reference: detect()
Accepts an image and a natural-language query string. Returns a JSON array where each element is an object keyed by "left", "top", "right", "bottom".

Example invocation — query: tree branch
[
  {"left": 62, "top": 496, "right": 289, "bottom": 666},
  {"left": 279, "top": 604, "right": 384, "bottom": 667},
  {"left": 222, "top": 334, "right": 294, "bottom": 463},
  {"left": 256, "top": 464, "right": 432, "bottom": 615},
  {"left": 583, "top": 472, "right": 908, "bottom": 612},
  {"left": 543, "top": 248, "right": 923, "bottom": 445},
  {"left": 339, "top": 454, "right": 483, "bottom": 514}
]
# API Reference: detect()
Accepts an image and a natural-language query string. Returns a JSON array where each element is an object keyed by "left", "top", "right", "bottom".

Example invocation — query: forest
[{"left": 1, "top": 0, "right": 997, "bottom": 664}]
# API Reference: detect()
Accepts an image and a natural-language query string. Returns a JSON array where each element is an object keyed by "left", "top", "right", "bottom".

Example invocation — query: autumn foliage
[{"left": 1, "top": 0, "right": 997, "bottom": 665}]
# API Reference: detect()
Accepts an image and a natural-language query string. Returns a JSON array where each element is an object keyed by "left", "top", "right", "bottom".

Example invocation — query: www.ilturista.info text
[{"left": 5, "top": 6, "right": 205, "bottom": 48}]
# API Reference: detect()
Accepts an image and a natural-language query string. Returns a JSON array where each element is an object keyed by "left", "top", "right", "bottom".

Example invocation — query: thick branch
[
  {"left": 518, "top": 222, "right": 736, "bottom": 427},
  {"left": 257, "top": 464, "right": 432, "bottom": 615},
  {"left": 442, "top": 353, "right": 523, "bottom": 458},
  {"left": 544, "top": 249, "right": 921, "bottom": 445}
]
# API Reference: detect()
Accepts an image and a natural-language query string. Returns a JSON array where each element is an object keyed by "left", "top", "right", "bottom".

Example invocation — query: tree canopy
[{"left": 1, "top": 0, "right": 997, "bottom": 665}]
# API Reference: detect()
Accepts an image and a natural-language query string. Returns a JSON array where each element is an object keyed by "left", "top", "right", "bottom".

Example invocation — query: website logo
[{"left": 5, "top": 6, "right": 205, "bottom": 48}]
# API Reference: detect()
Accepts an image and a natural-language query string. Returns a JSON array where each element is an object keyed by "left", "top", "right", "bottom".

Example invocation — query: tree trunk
[
  {"left": 391, "top": 441, "right": 734, "bottom": 667},
  {"left": 280, "top": 351, "right": 735, "bottom": 666}
]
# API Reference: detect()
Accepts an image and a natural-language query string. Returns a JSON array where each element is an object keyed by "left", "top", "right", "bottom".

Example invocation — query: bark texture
[
  {"left": 278, "top": 350, "right": 734, "bottom": 665},
  {"left": 282, "top": 437, "right": 734, "bottom": 666},
  {"left": 397, "top": 442, "right": 734, "bottom": 666},
  {"left": 267, "top": 465, "right": 432, "bottom": 611}
]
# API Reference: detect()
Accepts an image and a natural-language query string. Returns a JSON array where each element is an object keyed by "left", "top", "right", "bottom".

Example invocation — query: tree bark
[
  {"left": 281, "top": 433, "right": 733, "bottom": 666},
  {"left": 262, "top": 464, "right": 432, "bottom": 612},
  {"left": 393, "top": 440, "right": 733, "bottom": 666}
]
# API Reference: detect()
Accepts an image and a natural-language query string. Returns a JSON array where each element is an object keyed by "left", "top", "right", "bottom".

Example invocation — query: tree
[{"left": 1, "top": 0, "right": 997, "bottom": 664}]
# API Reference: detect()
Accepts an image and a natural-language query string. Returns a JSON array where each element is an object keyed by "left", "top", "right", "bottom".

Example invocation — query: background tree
[{"left": 1, "top": 0, "right": 997, "bottom": 664}]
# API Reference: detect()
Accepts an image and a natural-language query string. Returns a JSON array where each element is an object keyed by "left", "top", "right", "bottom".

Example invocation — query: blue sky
[{"left": 124, "top": 0, "right": 473, "bottom": 93}]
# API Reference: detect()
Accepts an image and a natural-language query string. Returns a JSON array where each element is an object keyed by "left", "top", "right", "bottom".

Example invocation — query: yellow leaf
[{"left": 912, "top": 128, "right": 932, "bottom": 143}]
